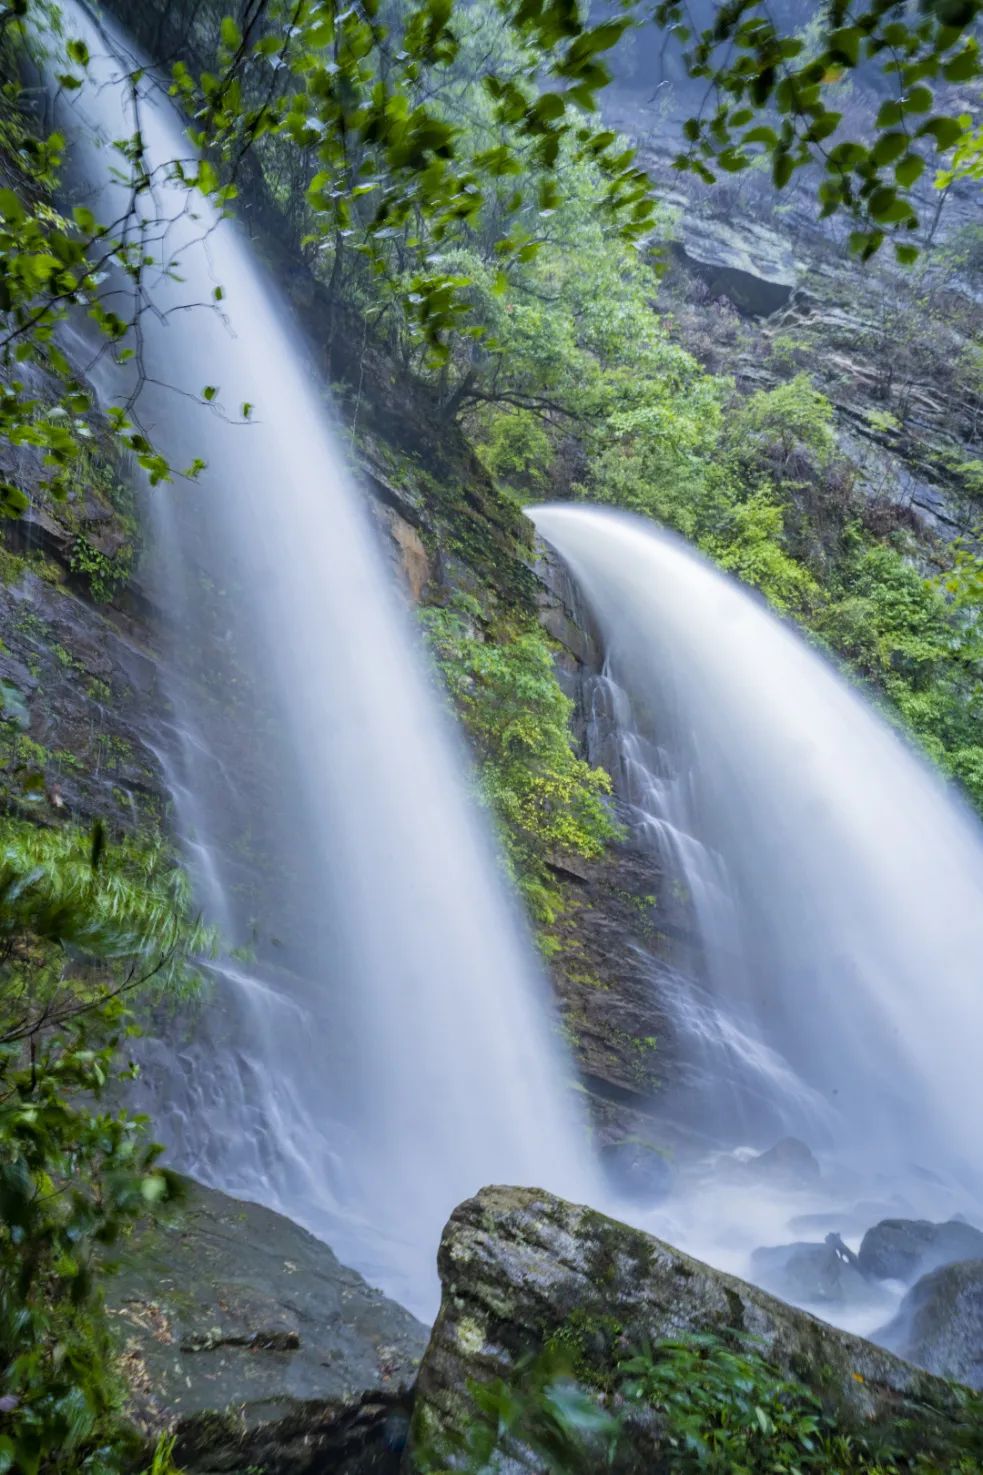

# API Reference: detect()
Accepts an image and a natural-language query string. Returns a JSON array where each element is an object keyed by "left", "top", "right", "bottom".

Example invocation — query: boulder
[
  {"left": 858, "top": 1217, "right": 983, "bottom": 1283},
  {"left": 750, "top": 1240, "right": 889, "bottom": 1311},
  {"left": 408, "top": 1186, "right": 972, "bottom": 1473},
  {"left": 598, "top": 1138, "right": 673, "bottom": 1203},
  {"left": 878, "top": 1260, "right": 983, "bottom": 1389},
  {"left": 746, "top": 1136, "right": 821, "bottom": 1185},
  {"left": 109, "top": 1178, "right": 427, "bottom": 1473}
]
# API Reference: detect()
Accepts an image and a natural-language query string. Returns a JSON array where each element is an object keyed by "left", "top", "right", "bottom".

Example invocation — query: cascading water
[
  {"left": 45, "top": 5, "right": 595, "bottom": 1315},
  {"left": 532, "top": 504, "right": 983, "bottom": 1326}
]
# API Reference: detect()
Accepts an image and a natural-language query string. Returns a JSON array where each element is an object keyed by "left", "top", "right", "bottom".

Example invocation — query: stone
[
  {"left": 109, "top": 1178, "right": 428, "bottom": 1473},
  {"left": 598, "top": 1138, "right": 673, "bottom": 1203},
  {"left": 878, "top": 1260, "right": 983, "bottom": 1389},
  {"left": 750, "top": 1240, "right": 889, "bottom": 1312},
  {"left": 858, "top": 1217, "right": 983, "bottom": 1283},
  {"left": 408, "top": 1186, "right": 971, "bottom": 1473},
  {"left": 382, "top": 506, "right": 431, "bottom": 604},
  {"left": 747, "top": 1136, "right": 821, "bottom": 1185}
]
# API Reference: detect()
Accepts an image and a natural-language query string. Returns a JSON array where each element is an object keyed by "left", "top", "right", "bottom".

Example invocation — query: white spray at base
[
  {"left": 532, "top": 504, "right": 983, "bottom": 1334},
  {"left": 49, "top": 5, "right": 596, "bottom": 1316}
]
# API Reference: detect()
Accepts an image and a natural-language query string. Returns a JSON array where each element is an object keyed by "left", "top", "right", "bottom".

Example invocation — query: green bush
[
  {"left": 416, "top": 1331, "right": 983, "bottom": 1475},
  {"left": 0, "top": 819, "right": 210, "bottom": 1474}
]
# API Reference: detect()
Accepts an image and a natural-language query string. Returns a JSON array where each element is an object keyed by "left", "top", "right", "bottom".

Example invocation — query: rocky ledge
[
  {"left": 109, "top": 1179, "right": 427, "bottom": 1474},
  {"left": 408, "top": 1185, "right": 978, "bottom": 1472}
]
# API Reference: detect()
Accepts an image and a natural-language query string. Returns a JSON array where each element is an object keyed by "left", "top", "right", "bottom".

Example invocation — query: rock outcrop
[
  {"left": 859, "top": 1216, "right": 983, "bottom": 1284},
  {"left": 109, "top": 1179, "right": 428, "bottom": 1474},
  {"left": 408, "top": 1185, "right": 976, "bottom": 1473},
  {"left": 878, "top": 1259, "right": 983, "bottom": 1391},
  {"left": 750, "top": 1240, "right": 887, "bottom": 1312},
  {"left": 747, "top": 1136, "right": 821, "bottom": 1186}
]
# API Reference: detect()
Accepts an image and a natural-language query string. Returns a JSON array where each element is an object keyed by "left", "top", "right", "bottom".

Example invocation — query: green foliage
[
  {"left": 654, "top": 0, "right": 983, "bottom": 259},
  {"left": 2, "top": 0, "right": 978, "bottom": 531},
  {"left": 0, "top": 816, "right": 209, "bottom": 1474},
  {"left": 728, "top": 375, "right": 836, "bottom": 480},
  {"left": 417, "top": 1331, "right": 983, "bottom": 1474},
  {"left": 471, "top": 407, "right": 553, "bottom": 498},
  {"left": 67, "top": 537, "right": 131, "bottom": 604},
  {"left": 703, "top": 491, "right": 821, "bottom": 616},
  {"left": 422, "top": 603, "right": 618, "bottom": 920},
  {"left": 0, "top": 818, "right": 215, "bottom": 1012},
  {"left": 620, "top": 1335, "right": 851, "bottom": 1472},
  {"left": 0, "top": 54, "right": 186, "bottom": 501},
  {"left": 817, "top": 537, "right": 983, "bottom": 806}
]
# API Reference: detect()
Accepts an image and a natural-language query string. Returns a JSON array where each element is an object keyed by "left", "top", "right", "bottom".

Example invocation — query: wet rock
[
  {"left": 598, "top": 1138, "right": 673, "bottom": 1203},
  {"left": 408, "top": 1185, "right": 968, "bottom": 1473},
  {"left": 748, "top": 1136, "right": 821, "bottom": 1186},
  {"left": 878, "top": 1260, "right": 983, "bottom": 1389},
  {"left": 858, "top": 1218, "right": 983, "bottom": 1283},
  {"left": 109, "top": 1178, "right": 427, "bottom": 1473},
  {"left": 750, "top": 1240, "right": 889, "bottom": 1311}
]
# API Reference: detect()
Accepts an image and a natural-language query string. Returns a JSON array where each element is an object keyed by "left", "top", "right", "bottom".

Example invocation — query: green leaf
[
  {"left": 772, "top": 151, "right": 794, "bottom": 189},
  {"left": 0, "top": 189, "right": 25, "bottom": 224},
  {"left": 895, "top": 152, "right": 925, "bottom": 187},
  {"left": 0, "top": 482, "right": 29, "bottom": 518},
  {"left": 827, "top": 27, "right": 861, "bottom": 66},
  {"left": 872, "top": 131, "right": 907, "bottom": 166},
  {"left": 220, "top": 15, "right": 243, "bottom": 51},
  {"left": 903, "top": 84, "right": 933, "bottom": 114},
  {"left": 917, "top": 115, "right": 965, "bottom": 151}
]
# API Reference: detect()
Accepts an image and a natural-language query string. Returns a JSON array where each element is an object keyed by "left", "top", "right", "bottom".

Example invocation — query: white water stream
[
  {"left": 49, "top": 4, "right": 595, "bottom": 1315},
  {"left": 532, "top": 505, "right": 983, "bottom": 1332}
]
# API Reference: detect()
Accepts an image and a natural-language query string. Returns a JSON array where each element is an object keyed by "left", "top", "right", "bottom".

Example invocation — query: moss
[
  {"left": 544, "top": 1307, "right": 625, "bottom": 1391},
  {"left": 723, "top": 1288, "right": 747, "bottom": 1334},
  {"left": 172, "top": 1408, "right": 246, "bottom": 1463}
]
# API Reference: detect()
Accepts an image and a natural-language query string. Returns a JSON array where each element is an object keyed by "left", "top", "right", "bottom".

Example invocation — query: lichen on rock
[{"left": 407, "top": 1185, "right": 979, "bottom": 1473}]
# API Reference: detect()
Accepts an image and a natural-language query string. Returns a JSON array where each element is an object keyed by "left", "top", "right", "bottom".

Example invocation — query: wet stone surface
[{"left": 109, "top": 1178, "right": 428, "bottom": 1472}]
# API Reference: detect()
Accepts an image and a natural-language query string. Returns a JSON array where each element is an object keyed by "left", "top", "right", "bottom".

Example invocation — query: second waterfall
[{"left": 531, "top": 503, "right": 983, "bottom": 1203}]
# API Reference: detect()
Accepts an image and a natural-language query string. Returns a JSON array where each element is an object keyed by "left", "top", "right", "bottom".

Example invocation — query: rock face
[
  {"left": 109, "top": 1179, "right": 428, "bottom": 1474},
  {"left": 748, "top": 1136, "right": 821, "bottom": 1186},
  {"left": 879, "top": 1260, "right": 983, "bottom": 1390},
  {"left": 750, "top": 1241, "right": 885, "bottom": 1311},
  {"left": 858, "top": 1217, "right": 983, "bottom": 1283},
  {"left": 408, "top": 1186, "right": 970, "bottom": 1472}
]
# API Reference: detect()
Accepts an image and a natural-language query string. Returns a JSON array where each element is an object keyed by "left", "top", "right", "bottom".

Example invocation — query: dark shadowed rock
[
  {"left": 109, "top": 1178, "right": 427, "bottom": 1473},
  {"left": 408, "top": 1186, "right": 969, "bottom": 1473},
  {"left": 598, "top": 1139, "right": 673, "bottom": 1203},
  {"left": 858, "top": 1217, "right": 983, "bottom": 1283},
  {"left": 751, "top": 1240, "right": 890, "bottom": 1312},
  {"left": 878, "top": 1260, "right": 983, "bottom": 1389},
  {"left": 748, "top": 1136, "right": 821, "bottom": 1185}
]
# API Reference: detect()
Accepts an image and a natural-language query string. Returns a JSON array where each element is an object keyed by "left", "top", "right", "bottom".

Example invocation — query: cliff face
[{"left": 605, "top": 87, "right": 983, "bottom": 543}]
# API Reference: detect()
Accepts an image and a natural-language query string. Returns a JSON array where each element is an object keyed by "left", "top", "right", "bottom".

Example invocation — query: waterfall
[
  {"left": 532, "top": 505, "right": 983, "bottom": 1263},
  {"left": 47, "top": 5, "right": 594, "bottom": 1315}
]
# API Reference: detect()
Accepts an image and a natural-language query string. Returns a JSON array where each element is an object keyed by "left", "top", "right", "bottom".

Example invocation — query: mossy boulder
[
  {"left": 879, "top": 1260, "right": 983, "bottom": 1390},
  {"left": 859, "top": 1218, "right": 983, "bottom": 1284},
  {"left": 407, "top": 1185, "right": 977, "bottom": 1472}
]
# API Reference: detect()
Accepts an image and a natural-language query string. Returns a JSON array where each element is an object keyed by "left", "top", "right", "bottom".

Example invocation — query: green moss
[
  {"left": 421, "top": 600, "right": 620, "bottom": 921},
  {"left": 69, "top": 534, "right": 133, "bottom": 603},
  {"left": 544, "top": 1307, "right": 625, "bottom": 1392}
]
